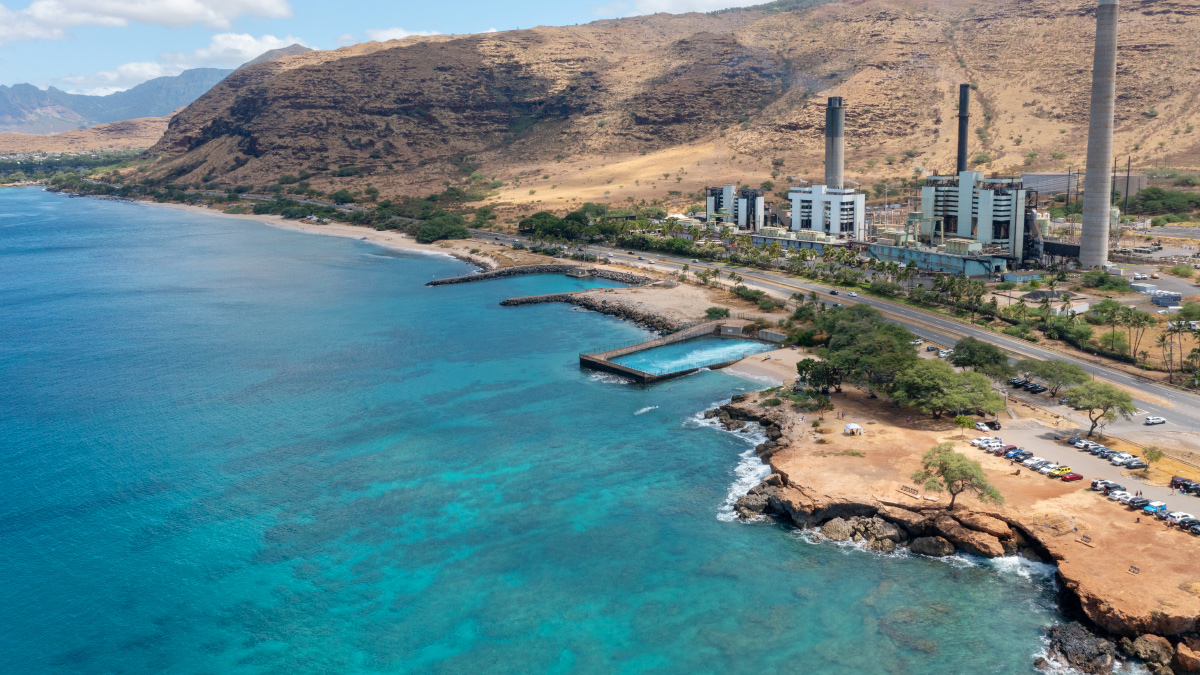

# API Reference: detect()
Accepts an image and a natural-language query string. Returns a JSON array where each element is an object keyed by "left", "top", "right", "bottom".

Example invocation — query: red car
[
  {"left": 994, "top": 445, "right": 1017, "bottom": 457},
  {"left": 1061, "top": 473, "right": 1084, "bottom": 482}
]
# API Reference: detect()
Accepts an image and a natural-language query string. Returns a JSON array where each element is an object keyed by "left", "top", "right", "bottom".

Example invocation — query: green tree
[
  {"left": 1063, "top": 381, "right": 1137, "bottom": 437},
  {"left": 1014, "top": 359, "right": 1089, "bottom": 396},
  {"left": 954, "top": 414, "right": 975, "bottom": 439},
  {"left": 950, "top": 337, "right": 1013, "bottom": 380},
  {"left": 911, "top": 442, "right": 1003, "bottom": 508},
  {"left": 796, "top": 358, "right": 843, "bottom": 392},
  {"left": 1144, "top": 446, "right": 1164, "bottom": 465},
  {"left": 890, "top": 360, "right": 1005, "bottom": 418},
  {"left": 705, "top": 306, "right": 731, "bottom": 320},
  {"left": 330, "top": 188, "right": 356, "bottom": 204},
  {"left": 415, "top": 213, "right": 470, "bottom": 243}
]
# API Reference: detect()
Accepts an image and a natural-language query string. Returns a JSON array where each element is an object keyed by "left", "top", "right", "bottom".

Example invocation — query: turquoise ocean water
[
  {"left": 612, "top": 338, "right": 772, "bottom": 375},
  {"left": 1, "top": 187, "right": 1064, "bottom": 674}
]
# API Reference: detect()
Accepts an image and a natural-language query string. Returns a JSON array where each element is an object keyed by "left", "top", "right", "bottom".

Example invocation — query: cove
[{"left": 0, "top": 188, "right": 1062, "bottom": 674}]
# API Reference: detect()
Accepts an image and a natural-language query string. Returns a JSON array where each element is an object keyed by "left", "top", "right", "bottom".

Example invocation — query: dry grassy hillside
[
  {"left": 0, "top": 117, "right": 169, "bottom": 154},
  {"left": 145, "top": 0, "right": 1200, "bottom": 222}
]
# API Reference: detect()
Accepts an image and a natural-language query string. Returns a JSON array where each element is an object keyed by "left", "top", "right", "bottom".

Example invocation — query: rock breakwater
[
  {"left": 427, "top": 264, "right": 653, "bottom": 287},
  {"left": 500, "top": 292, "right": 681, "bottom": 333}
]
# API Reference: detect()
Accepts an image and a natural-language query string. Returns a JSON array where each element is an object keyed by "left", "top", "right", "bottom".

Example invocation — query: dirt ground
[{"left": 749, "top": 387, "right": 1200, "bottom": 636}]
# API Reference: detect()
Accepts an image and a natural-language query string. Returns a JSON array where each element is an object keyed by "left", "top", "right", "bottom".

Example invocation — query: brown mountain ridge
[{"left": 145, "top": 0, "right": 1200, "bottom": 218}]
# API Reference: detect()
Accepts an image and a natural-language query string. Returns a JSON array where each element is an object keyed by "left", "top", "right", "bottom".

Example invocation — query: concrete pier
[{"left": 579, "top": 320, "right": 768, "bottom": 384}]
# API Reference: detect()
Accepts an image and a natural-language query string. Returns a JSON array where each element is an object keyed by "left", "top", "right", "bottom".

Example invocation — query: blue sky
[{"left": 0, "top": 0, "right": 761, "bottom": 94}]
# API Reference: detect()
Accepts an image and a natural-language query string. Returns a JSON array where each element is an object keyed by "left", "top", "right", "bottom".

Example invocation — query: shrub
[
  {"left": 1166, "top": 264, "right": 1194, "bottom": 278},
  {"left": 762, "top": 398, "right": 783, "bottom": 407},
  {"left": 972, "top": 152, "right": 993, "bottom": 165},
  {"left": 331, "top": 166, "right": 360, "bottom": 177},
  {"left": 812, "top": 420, "right": 821, "bottom": 428},
  {"left": 758, "top": 298, "right": 779, "bottom": 312},
  {"left": 330, "top": 189, "right": 356, "bottom": 204},
  {"left": 868, "top": 280, "right": 901, "bottom": 297},
  {"left": 705, "top": 306, "right": 731, "bottom": 320},
  {"left": 994, "top": 281, "right": 1016, "bottom": 290}
]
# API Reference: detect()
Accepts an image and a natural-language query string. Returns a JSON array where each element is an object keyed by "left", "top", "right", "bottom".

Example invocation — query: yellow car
[{"left": 1049, "top": 466, "right": 1072, "bottom": 478}]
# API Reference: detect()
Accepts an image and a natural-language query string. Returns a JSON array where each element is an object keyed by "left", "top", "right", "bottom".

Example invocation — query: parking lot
[{"left": 969, "top": 423, "right": 1199, "bottom": 525}]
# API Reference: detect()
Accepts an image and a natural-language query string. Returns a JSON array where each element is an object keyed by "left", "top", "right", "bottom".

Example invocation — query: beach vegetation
[
  {"left": 705, "top": 307, "right": 731, "bottom": 320},
  {"left": 415, "top": 213, "right": 470, "bottom": 244},
  {"left": 911, "top": 442, "right": 1003, "bottom": 508},
  {"left": 889, "top": 359, "right": 1004, "bottom": 419},
  {"left": 954, "top": 414, "right": 975, "bottom": 438}
]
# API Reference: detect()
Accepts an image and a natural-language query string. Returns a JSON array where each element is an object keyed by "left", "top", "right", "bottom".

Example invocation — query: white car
[
  {"left": 975, "top": 422, "right": 991, "bottom": 433},
  {"left": 1145, "top": 416, "right": 1167, "bottom": 425},
  {"left": 910, "top": 339, "right": 923, "bottom": 346},
  {"left": 1110, "top": 453, "right": 1135, "bottom": 466},
  {"left": 1167, "top": 512, "right": 1194, "bottom": 525},
  {"left": 1074, "top": 440, "right": 1096, "bottom": 449},
  {"left": 1133, "top": 273, "right": 1147, "bottom": 280},
  {"left": 1107, "top": 490, "right": 1131, "bottom": 501},
  {"left": 939, "top": 350, "right": 953, "bottom": 358},
  {"left": 847, "top": 292, "right": 858, "bottom": 297},
  {"left": 1038, "top": 463, "right": 1061, "bottom": 475},
  {"left": 972, "top": 436, "right": 999, "bottom": 447},
  {"left": 1022, "top": 457, "right": 1046, "bottom": 468}
]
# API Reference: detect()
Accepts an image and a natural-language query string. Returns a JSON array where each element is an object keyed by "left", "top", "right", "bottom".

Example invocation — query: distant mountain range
[{"left": 0, "top": 44, "right": 312, "bottom": 135}]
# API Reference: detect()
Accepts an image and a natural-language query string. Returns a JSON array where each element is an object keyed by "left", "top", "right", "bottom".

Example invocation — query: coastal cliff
[{"left": 715, "top": 396, "right": 1200, "bottom": 674}]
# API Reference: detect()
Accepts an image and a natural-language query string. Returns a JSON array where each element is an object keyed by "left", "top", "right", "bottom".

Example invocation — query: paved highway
[{"left": 470, "top": 229, "right": 1200, "bottom": 442}]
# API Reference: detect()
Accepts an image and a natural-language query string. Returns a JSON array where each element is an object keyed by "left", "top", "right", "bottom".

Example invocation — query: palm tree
[
  {"left": 1125, "top": 310, "right": 1154, "bottom": 361},
  {"left": 1059, "top": 293, "right": 1072, "bottom": 317},
  {"left": 1157, "top": 333, "right": 1175, "bottom": 383},
  {"left": 1014, "top": 298, "right": 1029, "bottom": 323}
]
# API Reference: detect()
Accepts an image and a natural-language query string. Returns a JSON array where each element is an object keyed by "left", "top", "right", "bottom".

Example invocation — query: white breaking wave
[
  {"left": 722, "top": 368, "right": 784, "bottom": 385},
  {"left": 634, "top": 406, "right": 659, "bottom": 416},
  {"left": 587, "top": 371, "right": 633, "bottom": 385},
  {"left": 716, "top": 447, "right": 772, "bottom": 522}
]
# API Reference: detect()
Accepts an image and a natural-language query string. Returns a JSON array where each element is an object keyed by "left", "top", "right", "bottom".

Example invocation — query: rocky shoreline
[
  {"left": 426, "top": 263, "right": 653, "bottom": 287},
  {"left": 711, "top": 396, "right": 1200, "bottom": 674},
  {"left": 500, "top": 291, "right": 682, "bottom": 333}
]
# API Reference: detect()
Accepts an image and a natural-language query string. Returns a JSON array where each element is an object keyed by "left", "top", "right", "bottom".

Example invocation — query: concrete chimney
[
  {"left": 956, "top": 84, "right": 971, "bottom": 174},
  {"left": 1080, "top": 0, "right": 1119, "bottom": 269},
  {"left": 824, "top": 96, "right": 845, "bottom": 189}
]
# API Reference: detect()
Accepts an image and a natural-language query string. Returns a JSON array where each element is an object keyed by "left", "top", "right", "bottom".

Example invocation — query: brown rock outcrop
[
  {"left": 877, "top": 505, "right": 933, "bottom": 537},
  {"left": 933, "top": 515, "right": 1005, "bottom": 558},
  {"left": 1175, "top": 642, "right": 1200, "bottom": 674},
  {"left": 951, "top": 511, "right": 1012, "bottom": 540},
  {"left": 909, "top": 536, "right": 955, "bottom": 557},
  {"left": 1124, "top": 635, "right": 1176, "bottom": 667}
]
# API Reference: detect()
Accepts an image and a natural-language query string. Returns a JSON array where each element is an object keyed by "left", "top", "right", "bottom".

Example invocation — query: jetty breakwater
[
  {"left": 426, "top": 264, "right": 654, "bottom": 287},
  {"left": 501, "top": 291, "right": 682, "bottom": 333}
]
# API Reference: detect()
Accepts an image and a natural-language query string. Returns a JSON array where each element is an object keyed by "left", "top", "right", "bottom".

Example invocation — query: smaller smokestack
[
  {"left": 956, "top": 84, "right": 971, "bottom": 174},
  {"left": 825, "top": 96, "right": 845, "bottom": 189}
]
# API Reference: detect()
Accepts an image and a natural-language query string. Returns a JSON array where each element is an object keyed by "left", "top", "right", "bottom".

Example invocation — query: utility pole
[{"left": 1124, "top": 156, "right": 1131, "bottom": 220}]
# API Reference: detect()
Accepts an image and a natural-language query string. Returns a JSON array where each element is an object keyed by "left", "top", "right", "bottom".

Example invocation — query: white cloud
[
  {"left": 364, "top": 27, "right": 441, "bottom": 42},
  {"left": 0, "top": 0, "right": 292, "bottom": 44},
  {"left": 58, "top": 32, "right": 306, "bottom": 94},
  {"left": 334, "top": 33, "right": 356, "bottom": 46},
  {"left": 593, "top": 0, "right": 762, "bottom": 17}
]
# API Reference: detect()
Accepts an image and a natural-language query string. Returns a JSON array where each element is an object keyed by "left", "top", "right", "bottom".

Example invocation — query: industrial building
[
  {"left": 705, "top": 185, "right": 765, "bottom": 230},
  {"left": 919, "top": 171, "right": 1033, "bottom": 260},
  {"left": 788, "top": 185, "right": 866, "bottom": 240}
]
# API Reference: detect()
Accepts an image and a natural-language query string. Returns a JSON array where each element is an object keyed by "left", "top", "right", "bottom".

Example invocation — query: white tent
[{"left": 844, "top": 423, "right": 864, "bottom": 436}]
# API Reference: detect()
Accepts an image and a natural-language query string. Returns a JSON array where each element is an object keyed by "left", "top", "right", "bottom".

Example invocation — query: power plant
[{"left": 732, "top": 0, "right": 1121, "bottom": 276}]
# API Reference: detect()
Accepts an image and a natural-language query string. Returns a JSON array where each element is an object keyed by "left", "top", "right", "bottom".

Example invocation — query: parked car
[
  {"left": 1188, "top": 524, "right": 1200, "bottom": 535},
  {"left": 1143, "top": 502, "right": 1168, "bottom": 515},
  {"left": 1091, "top": 479, "right": 1117, "bottom": 491},
  {"left": 1004, "top": 448, "right": 1024, "bottom": 459},
  {"left": 1013, "top": 451, "right": 1033, "bottom": 462},
  {"left": 1176, "top": 518, "right": 1200, "bottom": 530},
  {"left": 972, "top": 436, "right": 998, "bottom": 447},
  {"left": 986, "top": 421, "right": 1002, "bottom": 430},
  {"left": 1062, "top": 473, "right": 1085, "bottom": 482},
  {"left": 1074, "top": 440, "right": 1095, "bottom": 449},
  {"left": 939, "top": 350, "right": 953, "bottom": 358},
  {"left": 1009, "top": 378, "right": 1028, "bottom": 387},
  {"left": 1164, "top": 511, "right": 1193, "bottom": 524},
  {"left": 1116, "top": 493, "right": 1137, "bottom": 505},
  {"left": 1066, "top": 436, "right": 1084, "bottom": 445},
  {"left": 1028, "top": 385, "right": 1048, "bottom": 394},
  {"left": 993, "top": 446, "right": 1011, "bottom": 457},
  {"left": 1022, "top": 457, "right": 1046, "bottom": 468},
  {"left": 975, "top": 422, "right": 991, "bottom": 433},
  {"left": 910, "top": 339, "right": 923, "bottom": 346},
  {"left": 1038, "top": 463, "right": 1061, "bottom": 475},
  {"left": 926, "top": 345, "right": 939, "bottom": 352},
  {"left": 1125, "top": 460, "right": 1149, "bottom": 470},
  {"left": 1109, "top": 452, "right": 1135, "bottom": 466},
  {"left": 1145, "top": 416, "right": 1167, "bottom": 425},
  {"left": 1107, "top": 490, "right": 1131, "bottom": 501},
  {"left": 1171, "top": 476, "right": 1195, "bottom": 490},
  {"left": 1049, "top": 466, "right": 1072, "bottom": 478},
  {"left": 1060, "top": 397, "right": 1071, "bottom": 405},
  {"left": 1129, "top": 497, "right": 1152, "bottom": 509}
]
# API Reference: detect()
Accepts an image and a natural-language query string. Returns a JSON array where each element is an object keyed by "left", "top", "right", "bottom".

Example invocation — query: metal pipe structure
[
  {"left": 956, "top": 84, "right": 971, "bottom": 174},
  {"left": 1080, "top": 0, "right": 1119, "bottom": 269},
  {"left": 824, "top": 96, "right": 845, "bottom": 189}
]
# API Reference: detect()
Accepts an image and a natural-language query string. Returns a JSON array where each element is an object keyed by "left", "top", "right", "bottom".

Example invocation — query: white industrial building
[
  {"left": 920, "top": 171, "right": 1028, "bottom": 259},
  {"left": 705, "top": 185, "right": 765, "bottom": 231},
  {"left": 788, "top": 185, "right": 866, "bottom": 240}
]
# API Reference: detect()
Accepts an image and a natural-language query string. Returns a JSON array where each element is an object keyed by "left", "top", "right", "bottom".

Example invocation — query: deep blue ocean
[{"left": 1, "top": 187, "right": 1064, "bottom": 674}]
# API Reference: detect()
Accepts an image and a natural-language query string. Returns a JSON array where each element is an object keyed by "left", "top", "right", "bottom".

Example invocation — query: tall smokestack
[
  {"left": 1080, "top": 0, "right": 1119, "bottom": 269},
  {"left": 825, "top": 96, "right": 845, "bottom": 189},
  {"left": 956, "top": 84, "right": 971, "bottom": 174}
]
